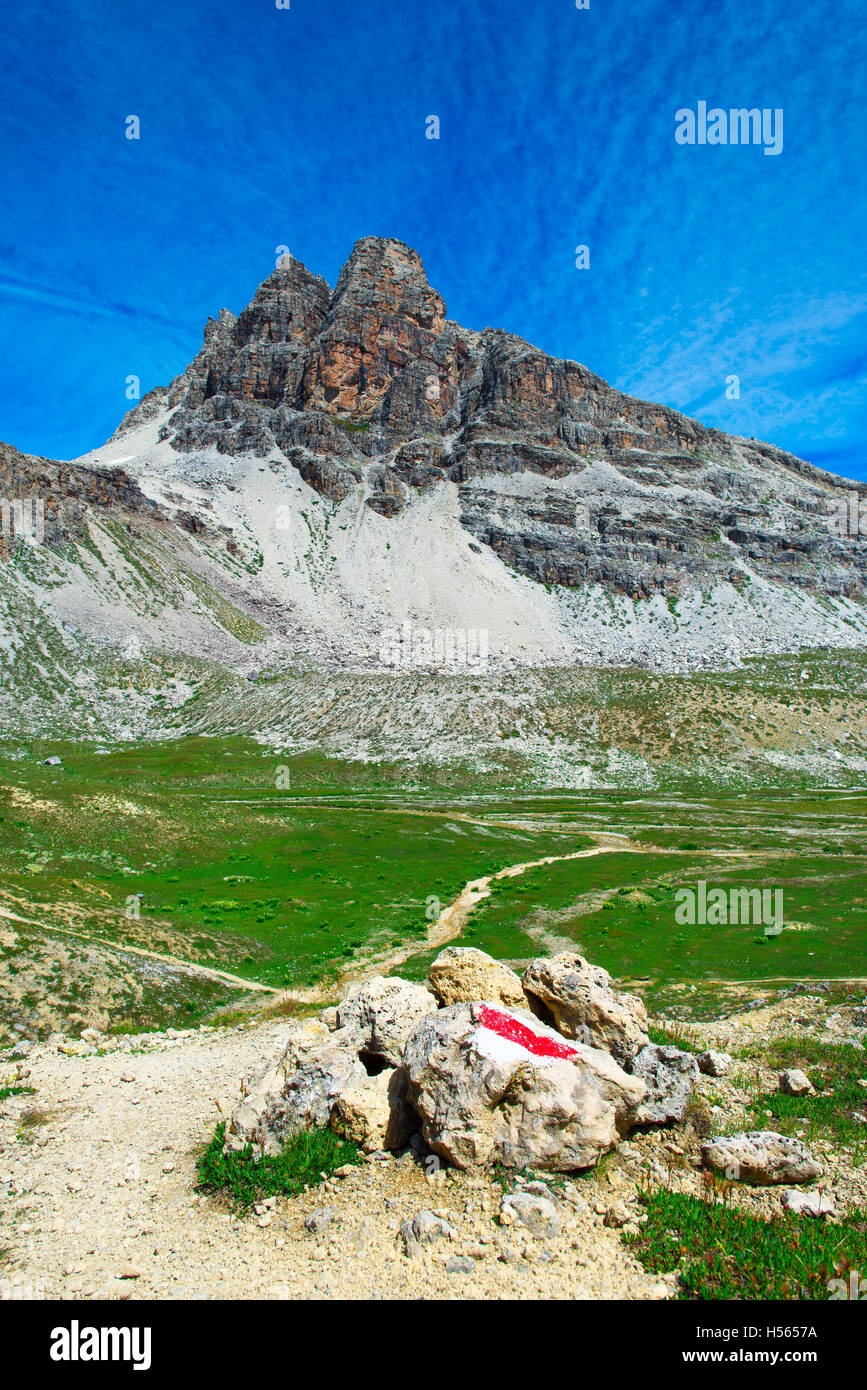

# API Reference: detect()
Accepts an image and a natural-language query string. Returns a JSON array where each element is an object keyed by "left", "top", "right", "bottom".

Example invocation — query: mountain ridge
[
  {"left": 2, "top": 236, "right": 867, "bottom": 771},
  {"left": 93, "top": 236, "right": 867, "bottom": 606}
]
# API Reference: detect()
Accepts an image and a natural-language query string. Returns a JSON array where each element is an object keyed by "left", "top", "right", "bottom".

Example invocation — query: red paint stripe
[{"left": 478, "top": 1005, "right": 577, "bottom": 1060}]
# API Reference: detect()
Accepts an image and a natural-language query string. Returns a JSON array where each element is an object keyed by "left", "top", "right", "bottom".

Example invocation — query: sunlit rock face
[{"left": 103, "top": 234, "right": 861, "bottom": 604}]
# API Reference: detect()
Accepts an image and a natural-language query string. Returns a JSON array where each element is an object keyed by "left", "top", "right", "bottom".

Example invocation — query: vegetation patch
[
  {"left": 0, "top": 1084, "right": 35, "bottom": 1101},
  {"left": 627, "top": 1187, "right": 867, "bottom": 1299},
  {"left": 737, "top": 1034, "right": 867, "bottom": 1149},
  {"left": 196, "top": 1120, "right": 360, "bottom": 1209}
]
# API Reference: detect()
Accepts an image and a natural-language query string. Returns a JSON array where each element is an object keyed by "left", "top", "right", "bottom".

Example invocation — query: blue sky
[{"left": 1, "top": 0, "right": 865, "bottom": 477}]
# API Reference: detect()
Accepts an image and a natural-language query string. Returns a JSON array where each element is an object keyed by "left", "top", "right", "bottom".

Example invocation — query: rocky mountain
[
  {"left": 2, "top": 236, "right": 867, "bottom": 770},
  {"left": 115, "top": 236, "right": 866, "bottom": 602}
]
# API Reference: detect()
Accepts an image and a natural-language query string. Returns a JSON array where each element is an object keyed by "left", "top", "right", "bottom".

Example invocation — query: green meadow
[{"left": 1, "top": 736, "right": 865, "bottom": 1037}]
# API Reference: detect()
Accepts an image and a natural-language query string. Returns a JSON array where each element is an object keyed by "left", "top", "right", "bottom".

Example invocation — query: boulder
[
  {"left": 630, "top": 1044, "right": 699, "bottom": 1125},
  {"left": 428, "top": 946, "right": 526, "bottom": 1009},
  {"left": 697, "top": 1049, "right": 731, "bottom": 1077},
  {"left": 333, "top": 1067, "right": 416, "bottom": 1152},
  {"left": 701, "top": 1131, "right": 823, "bottom": 1185},
  {"left": 225, "top": 1016, "right": 369, "bottom": 1155},
  {"left": 781, "top": 1189, "right": 835, "bottom": 1218},
  {"left": 224, "top": 1019, "right": 334, "bottom": 1152},
  {"left": 403, "top": 1000, "right": 645, "bottom": 1172},
  {"left": 779, "top": 1068, "right": 813, "bottom": 1097},
  {"left": 227, "top": 1043, "right": 368, "bottom": 1155},
  {"left": 521, "top": 953, "right": 648, "bottom": 1063},
  {"left": 336, "top": 975, "right": 437, "bottom": 1066}
]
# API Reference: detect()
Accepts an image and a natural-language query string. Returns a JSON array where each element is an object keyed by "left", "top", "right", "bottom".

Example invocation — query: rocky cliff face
[
  {"left": 110, "top": 236, "right": 866, "bottom": 604},
  {"left": 0, "top": 439, "right": 158, "bottom": 552},
  {"left": 3, "top": 234, "right": 867, "bottom": 720}
]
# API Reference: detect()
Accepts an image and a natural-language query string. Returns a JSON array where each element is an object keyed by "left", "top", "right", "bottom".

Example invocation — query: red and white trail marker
[{"left": 472, "top": 1005, "right": 579, "bottom": 1067}]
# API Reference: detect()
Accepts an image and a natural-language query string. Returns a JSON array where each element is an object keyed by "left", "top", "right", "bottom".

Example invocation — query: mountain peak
[
  {"left": 102, "top": 237, "right": 866, "bottom": 627},
  {"left": 328, "top": 236, "right": 447, "bottom": 332}
]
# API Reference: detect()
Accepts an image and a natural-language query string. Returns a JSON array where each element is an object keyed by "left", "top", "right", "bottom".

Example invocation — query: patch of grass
[
  {"left": 647, "top": 1022, "right": 704, "bottom": 1055},
  {"left": 196, "top": 1121, "right": 360, "bottom": 1209},
  {"left": 737, "top": 1035, "right": 867, "bottom": 1147},
  {"left": 569, "top": 1148, "right": 620, "bottom": 1184},
  {"left": 0, "top": 1084, "right": 35, "bottom": 1101},
  {"left": 684, "top": 1094, "right": 714, "bottom": 1138},
  {"left": 627, "top": 1187, "right": 867, "bottom": 1299},
  {"left": 17, "top": 1106, "right": 50, "bottom": 1128}
]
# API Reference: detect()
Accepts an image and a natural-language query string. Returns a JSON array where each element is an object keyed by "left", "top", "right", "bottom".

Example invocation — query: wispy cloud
[{"left": 0, "top": 0, "right": 864, "bottom": 475}]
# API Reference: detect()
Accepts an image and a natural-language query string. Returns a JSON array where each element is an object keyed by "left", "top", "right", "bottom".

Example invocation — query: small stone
[
  {"left": 697, "top": 1050, "right": 731, "bottom": 1077},
  {"left": 500, "top": 1192, "right": 560, "bottom": 1238},
  {"left": 781, "top": 1189, "right": 835, "bottom": 1218},
  {"left": 304, "top": 1209, "right": 335, "bottom": 1235},
  {"left": 702, "top": 1131, "right": 822, "bottom": 1185},
  {"left": 603, "top": 1201, "right": 631, "bottom": 1229},
  {"left": 446, "top": 1255, "right": 475, "bottom": 1274},
  {"left": 400, "top": 1210, "right": 457, "bottom": 1257},
  {"left": 779, "top": 1069, "right": 813, "bottom": 1097}
]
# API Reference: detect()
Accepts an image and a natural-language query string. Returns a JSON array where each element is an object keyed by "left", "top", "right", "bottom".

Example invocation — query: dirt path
[
  {"left": 276, "top": 831, "right": 772, "bottom": 1006},
  {"left": 319, "top": 832, "right": 647, "bottom": 995},
  {"left": 1, "top": 830, "right": 793, "bottom": 1016},
  {"left": 0, "top": 904, "right": 278, "bottom": 995},
  {"left": 0, "top": 1017, "right": 670, "bottom": 1302}
]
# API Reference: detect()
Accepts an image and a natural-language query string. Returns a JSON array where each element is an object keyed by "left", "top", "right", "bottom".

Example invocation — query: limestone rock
[
  {"left": 400, "top": 1210, "right": 456, "bottom": 1257},
  {"left": 603, "top": 1200, "right": 632, "bottom": 1229},
  {"left": 403, "top": 1000, "right": 645, "bottom": 1172},
  {"left": 701, "top": 1131, "right": 823, "bottom": 1185},
  {"left": 521, "top": 953, "right": 648, "bottom": 1063},
  {"left": 428, "top": 946, "right": 526, "bottom": 1009},
  {"left": 781, "top": 1189, "right": 835, "bottom": 1218},
  {"left": 779, "top": 1068, "right": 813, "bottom": 1097},
  {"left": 227, "top": 1043, "right": 367, "bottom": 1156},
  {"left": 304, "top": 1208, "right": 335, "bottom": 1235},
  {"left": 336, "top": 975, "right": 437, "bottom": 1066},
  {"left": 630, "top": 1044, "right": 700, "bottom": 1125},
  {"left": 697, "top": 1049, "right": 731, "bottom": 1077},
  {"left": 333, "top": 1067, "right": 416, "bottom": 1153},
  {"left": 500, "top": 1192, "right": 560, "bottom": 1238}
]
